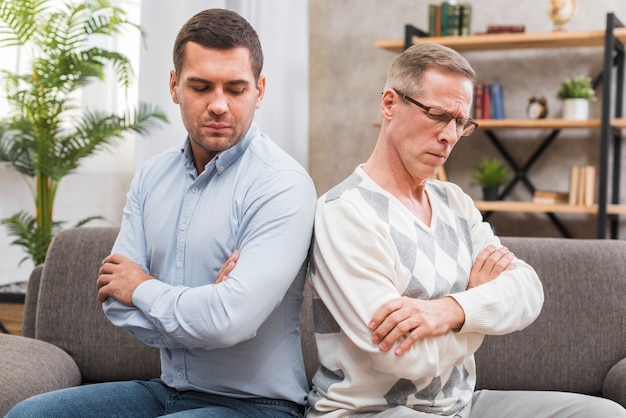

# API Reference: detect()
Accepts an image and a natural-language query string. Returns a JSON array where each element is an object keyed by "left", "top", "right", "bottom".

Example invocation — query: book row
[
  {"left": 473, "top": 82, "right": 505, "bottom": 120},
  {"left": 428, "top": 2, "right": 472, "bottom": 37}
]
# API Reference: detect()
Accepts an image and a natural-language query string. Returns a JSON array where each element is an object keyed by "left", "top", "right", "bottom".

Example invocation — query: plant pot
[
  {"left": 562, "top": 98, "right": 590, "bottom": 120},
  {"left": 482, "top": 187, "right": 500, "bottom": 201}
]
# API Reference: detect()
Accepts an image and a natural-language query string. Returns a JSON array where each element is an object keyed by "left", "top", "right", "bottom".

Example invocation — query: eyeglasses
[{"left": 392, "top": 88, "right": 478, "bottom": 137}]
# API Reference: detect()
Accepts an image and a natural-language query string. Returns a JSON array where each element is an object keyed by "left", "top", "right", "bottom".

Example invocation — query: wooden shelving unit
[
  {"left": 375, "top": 14, "right": 626, "bottom": 238},
  {"left": 375, "top": 27, "right": 626, "bottom": 53}
]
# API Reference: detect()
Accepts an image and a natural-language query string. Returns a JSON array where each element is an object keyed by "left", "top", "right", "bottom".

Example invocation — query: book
[
  {"left": 569, "top": 165, "right": 580, "bottom": 205},
  {"left": 568, "top": 165, "right": 596, "bottom": 205},
  {"left": 428, "top": 4, "right": 443, "bottom": 37},
  {"left": 489, "top": 82, "right": 505, "bottom": 119},
  {"left": 532, "top": 190, "right": 569, "bottom": 204},
  {"left": 459, "top": 3, "right": 472, "bottom": 36},
  {"left": 441, "top": 2, "right": 450, "bottom": 37},
  {"left": 473, "top": 83, "right": 483, "bottom": 119},
  {"left": 447, "top": 4, "right": 461, "bottom": 36},
  {"left": 428, "top": 5, "right": 437, "bottom": 37},
  {"left": 582, "top": 165, "right": 596, "bottom": 206},
  {"left": 481, "top": 83, "right": 491, "bottom": 119}
]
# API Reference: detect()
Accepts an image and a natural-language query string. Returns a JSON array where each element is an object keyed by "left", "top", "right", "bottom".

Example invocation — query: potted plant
[
  {"left": 556, "top": 75, "right": 597, "bottom": 120},
  {"left": 0, "top": 0, "right": 168, "bottom": 266},
  {"left": 473, "top": 158, "right": 509, "bottom": 201}
]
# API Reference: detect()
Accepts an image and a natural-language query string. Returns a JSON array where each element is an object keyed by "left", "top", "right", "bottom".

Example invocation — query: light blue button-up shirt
[{"left": 103, "top": 122, "right": 317, "bottom": 404}]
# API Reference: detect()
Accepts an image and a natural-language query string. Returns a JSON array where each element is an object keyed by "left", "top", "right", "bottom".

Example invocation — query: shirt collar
[{"left": 179, "top": 121, "right": 259, "bottom": 175}]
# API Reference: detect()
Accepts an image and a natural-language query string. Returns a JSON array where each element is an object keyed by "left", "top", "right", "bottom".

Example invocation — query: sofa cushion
[
  {"left": 34, "top": 227, "right": 160, "bottom": 383},
  {"left": 604, "top": 358, "right": 626, "bottom": 407},
  {"left": 0, "top": 333, "right": 81, "bottom": 416},
  {"left": 476, "top": 237, "right": 626, "bottom": 397}
]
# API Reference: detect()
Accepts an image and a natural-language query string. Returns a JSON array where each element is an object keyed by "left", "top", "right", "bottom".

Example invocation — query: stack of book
[
  {"left": 486, "top": 24, "right": 525, "bottom": 34},
  {"left": 532, "top": 190, "right": 569, "bottom": 204},
  {"left": 568, "top": 165, "right": 596, "bottom": 206},
  {"left": 428, "top": 2, "right": 472, "bottom": 37},
  {"left": 475, "top": 25, "right": 526, "bottom": 35},
  {"left": 473, "top": 82, "right": 505, "bottom": 119}
]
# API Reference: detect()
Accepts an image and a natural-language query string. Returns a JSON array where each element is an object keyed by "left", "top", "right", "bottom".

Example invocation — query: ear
[
  {"left": 169, "top": 70, "right": 179, "bottom": 104},
  {"left": 255, "top": 75, "right": 266, "bottom": 109},
  {"left": 380, "top": 89, "right": 396, "bottom": 120}
]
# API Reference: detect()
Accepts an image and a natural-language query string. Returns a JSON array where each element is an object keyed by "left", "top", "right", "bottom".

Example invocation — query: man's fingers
[
  {"left": 369, "top": 298, "right": 403, "bottom": 331},
  {"left": 215, "top": 250, "right": 239, "bottom": 284},
  {"left": 472, "top": 245, "right": 496, "bottom": 274},
  {"left": 374, "top": 316, "right": 415, "bottom": 352},
  {"left": 485, "top": 247, "right": 515, "bottom": 274}
]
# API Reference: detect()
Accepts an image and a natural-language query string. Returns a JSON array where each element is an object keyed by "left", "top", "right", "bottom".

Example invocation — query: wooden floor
[{"left": 0, "top": 302, "right": 25, "bottom": 335}]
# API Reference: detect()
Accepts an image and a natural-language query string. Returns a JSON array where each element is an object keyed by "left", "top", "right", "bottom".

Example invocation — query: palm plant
[{"left": 0, "top": 0, "right": 167, "bottom": 265}]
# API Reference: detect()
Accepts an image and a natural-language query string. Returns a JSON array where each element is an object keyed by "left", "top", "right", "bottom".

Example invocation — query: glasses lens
[
  {"left": 461, "top": 121, "right": 476, "bottom": 136},
  {"left": 425, "top": 108, "right": 452, "bottom": 124}
]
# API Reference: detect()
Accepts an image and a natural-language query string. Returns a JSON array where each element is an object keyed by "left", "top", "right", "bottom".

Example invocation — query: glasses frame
[{"left": 392, "top": 88, "right": 478, "bottom": 137}]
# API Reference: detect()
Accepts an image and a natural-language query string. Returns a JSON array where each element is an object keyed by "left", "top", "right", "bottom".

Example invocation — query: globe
[{"left": 548, "top": 0, "right": 577, "bottom": 31}]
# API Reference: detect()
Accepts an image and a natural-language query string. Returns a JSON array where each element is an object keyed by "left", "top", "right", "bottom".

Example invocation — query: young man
[
  {"left": 307, "top": 42, "right": 626, "bottom": 417},
  {"left": 8, "top": 8, "right": 316, "bottom": 418}
]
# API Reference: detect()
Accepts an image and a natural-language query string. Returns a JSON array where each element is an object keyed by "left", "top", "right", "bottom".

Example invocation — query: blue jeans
[{"left": 6, "top": 379, "right": 305, "bottom": 417}]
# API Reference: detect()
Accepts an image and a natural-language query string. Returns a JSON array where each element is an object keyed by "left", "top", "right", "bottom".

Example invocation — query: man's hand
[
  {"left": 215, "top": 250, "right": 239, "bottom": 284},
  {"left": 468, "top": 245, "right": 515, "bottom": 289},
  {"left": 97, "top": 254, "right": 154, "bottom": 305},
  {"left": 368, "top": 296, "right": 464, "bottom": 356}
]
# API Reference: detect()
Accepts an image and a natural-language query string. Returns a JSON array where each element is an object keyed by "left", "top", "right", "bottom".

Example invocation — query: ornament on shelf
[
  {"left": 548, "top": 0, "right": 577, "bottom": 31},
  {"left": 527, "top": 95, "right": 549, "bottom": 119}
]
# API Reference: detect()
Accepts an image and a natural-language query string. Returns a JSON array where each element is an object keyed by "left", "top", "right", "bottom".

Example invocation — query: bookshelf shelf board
[
  {"left": 477, "top": 119, "right": 600, "bottom": 129},
  {"left": 475, "top": 201, "right": 626, "bottom": 215},
  {"left": 374, "top": 27, "right": 626, "bottom": 53},
  {"left": 370, "top": 118, "right": 626, "bottom": 129},
  {"left": 610, "top": 118, "right": 626, "bottom": 129}
]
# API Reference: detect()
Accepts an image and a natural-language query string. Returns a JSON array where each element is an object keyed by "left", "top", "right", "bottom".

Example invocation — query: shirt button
[
  {"left": 176, "top": 261, "right": 183, "bottom": 269},
  {"left": 180, "top": 223, "right": 187, "bottom": 231},
  {"left": 176, "top": 372, "right": 184, "bottom": 379},
  {"left": 217, "top": 165, "right": 224, "bottom": 173},
  {"left": 191, "top": 187, "right": 199, "bottom": 193}
]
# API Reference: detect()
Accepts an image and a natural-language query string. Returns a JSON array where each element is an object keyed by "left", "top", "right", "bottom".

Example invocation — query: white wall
[{"left": 0, "top": 0, "right": 309, "bottom": 286}]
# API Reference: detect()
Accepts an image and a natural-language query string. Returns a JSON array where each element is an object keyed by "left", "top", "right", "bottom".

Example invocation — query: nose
[
  {"left": 440, "top": 118, "right": 461, "bottom": 144},
  {"left": 208, "top": 90, "right": 228, "bottom": 115}
]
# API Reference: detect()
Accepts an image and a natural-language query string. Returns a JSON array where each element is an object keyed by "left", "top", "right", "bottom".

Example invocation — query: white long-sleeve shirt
[{"left": 308, "top": 166, "right": 543, "bottom": 417}]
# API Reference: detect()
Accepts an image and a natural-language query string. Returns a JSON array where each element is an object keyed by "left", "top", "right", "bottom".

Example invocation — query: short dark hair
[
  {"left": 172, "top": 8, "right": 263, "bottom": 81},
  {"left": 385, "top": 42, "right": 475, "bottom": 96}
]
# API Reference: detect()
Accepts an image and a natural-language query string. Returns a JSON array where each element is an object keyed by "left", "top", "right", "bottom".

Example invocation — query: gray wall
[{"left": 309, "top": 0, "right": 626, "bottom": 239}]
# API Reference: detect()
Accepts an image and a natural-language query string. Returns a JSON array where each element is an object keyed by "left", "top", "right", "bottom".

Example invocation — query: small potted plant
[
  {"left": 556, "top": 75, "right": 597, "bottom": 120},
  {"left": 473, "top": 158, "right": 509, "bottom": 201}
]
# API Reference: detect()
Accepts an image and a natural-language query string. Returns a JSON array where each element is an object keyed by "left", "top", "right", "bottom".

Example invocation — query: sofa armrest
[
  {"left": 604, "top": 358, "right": 626, "bottom": 409},
  {"left": 21, "top": 265, "right": 43, "bottom": 338},
  {"left": 0, "top": 333, "right": 81, "bottom": 416}
]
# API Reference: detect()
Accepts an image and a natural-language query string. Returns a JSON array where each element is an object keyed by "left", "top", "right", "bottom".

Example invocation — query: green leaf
[{"left": 0, "top": 0, "right": 169, "bottom": 265}]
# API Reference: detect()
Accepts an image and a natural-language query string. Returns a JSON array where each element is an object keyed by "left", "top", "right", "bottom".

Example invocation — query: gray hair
[{"left": 384, "top": 42, "right": 475, "bottom": 96}]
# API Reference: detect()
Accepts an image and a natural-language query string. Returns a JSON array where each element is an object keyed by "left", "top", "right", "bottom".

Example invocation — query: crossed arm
[
  {"left": 368, "top": 245, "right": 515, "bottom": 356},
  {"left": 97, "top": 250, "right": 240, "bottom": 306}
]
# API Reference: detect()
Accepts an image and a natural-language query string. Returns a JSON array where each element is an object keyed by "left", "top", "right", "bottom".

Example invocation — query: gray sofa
[{"left": 1, "top": 227, "right": 625, "bottom": 415}]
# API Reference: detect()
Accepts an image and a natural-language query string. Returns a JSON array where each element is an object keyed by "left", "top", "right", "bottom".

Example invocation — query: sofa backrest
[
  {"left": 30, "top": 227, "right": 160, "bottom": 383},
  {"left": 476, "top": 236, "right": 626, "bottom": 396},
  {"left": 28, "top": 228, "right": 626, "bottom": 400}
]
